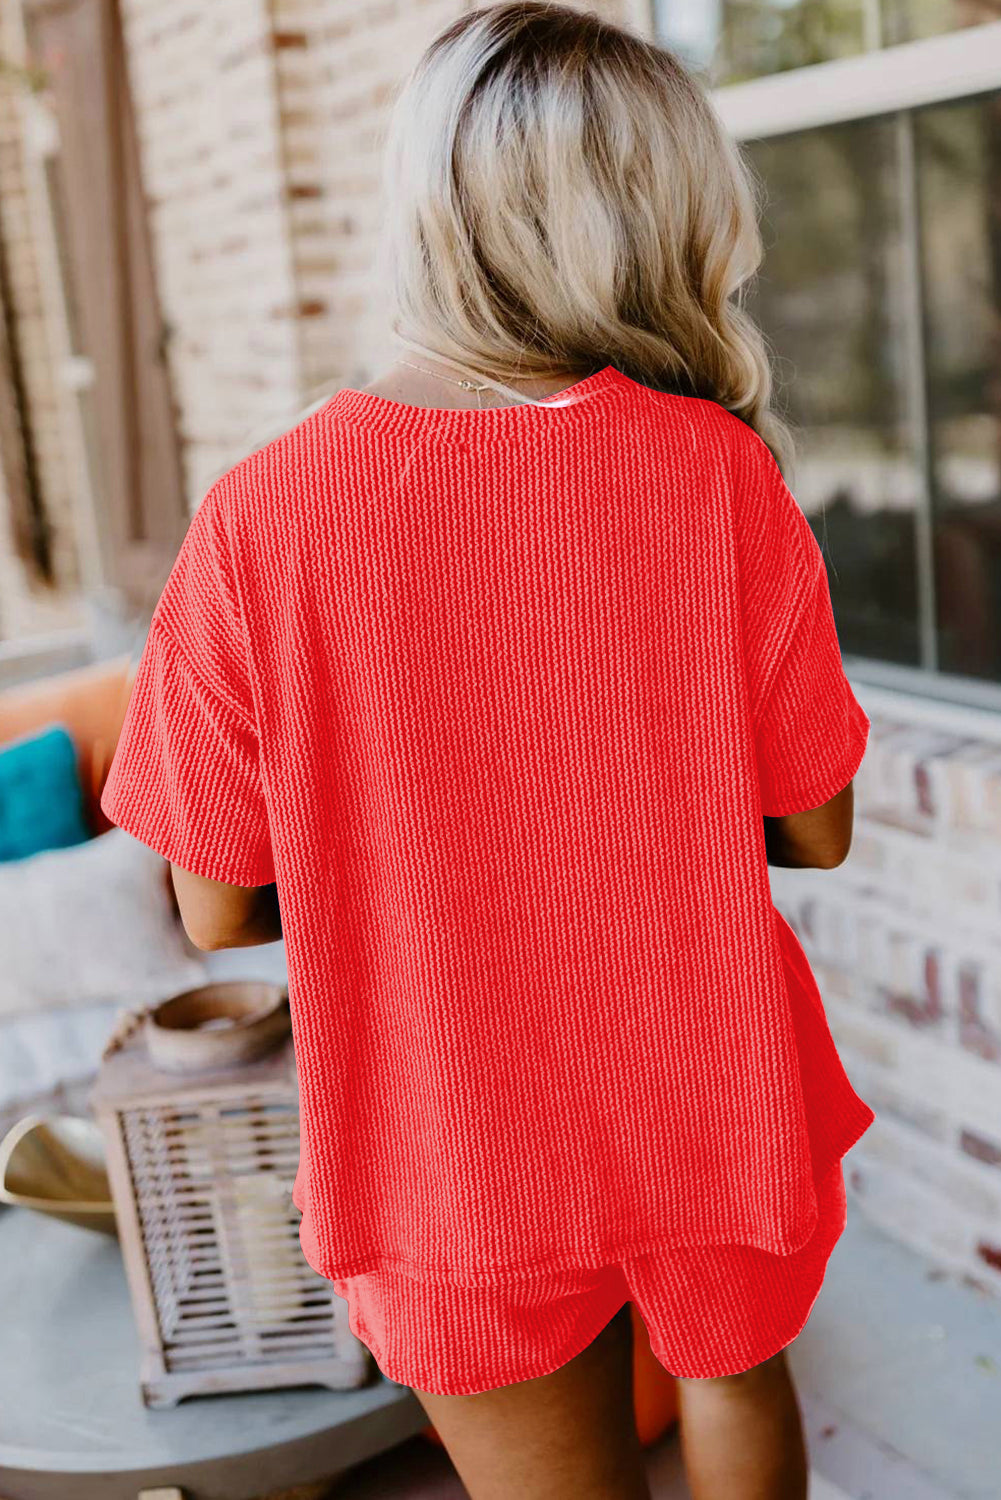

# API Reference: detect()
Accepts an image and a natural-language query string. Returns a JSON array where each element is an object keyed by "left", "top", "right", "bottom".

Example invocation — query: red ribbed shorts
[{"left": 329, "top": 1158, "right": 847, "bottom": 1396}]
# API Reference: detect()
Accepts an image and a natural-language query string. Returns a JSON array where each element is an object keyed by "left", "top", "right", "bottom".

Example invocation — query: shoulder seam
[{"left": 212, "top": 471, "right": 263, "bottom": 727}]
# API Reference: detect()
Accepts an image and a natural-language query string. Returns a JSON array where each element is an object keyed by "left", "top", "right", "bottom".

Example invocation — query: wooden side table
[{"left": 0, "top": 1206, "right": 427, "bottom": 1500}]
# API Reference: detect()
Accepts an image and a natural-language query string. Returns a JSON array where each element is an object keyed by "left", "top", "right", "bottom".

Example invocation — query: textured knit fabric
[
  {"left": 330, "top": 1155, "right": 847, "bottom": 1392},
  {"left": 100, "top": 364, "right": 875, "bottom": 1296}
]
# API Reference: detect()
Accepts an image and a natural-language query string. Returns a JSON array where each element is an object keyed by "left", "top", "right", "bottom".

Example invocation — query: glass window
[
  {"left": 916, "top": 91, "right": 1001, "bottom": 680},
  {"left": 737, "top": 87, "right": 1001, "bottom": 688},
  {"left": 742, "top": 117, "right": 922, "bottom": 665},
  {"left": 651, "top": 5, "right": 1001, "bottom": 692}
]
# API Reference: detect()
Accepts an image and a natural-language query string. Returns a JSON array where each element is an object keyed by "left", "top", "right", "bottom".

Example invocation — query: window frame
[
  {"left": 704, "top": 17, "right": 1001, "bottom": 713},
  {"left": 710, "top": 20, "right": 1001, "bottom": 139}
]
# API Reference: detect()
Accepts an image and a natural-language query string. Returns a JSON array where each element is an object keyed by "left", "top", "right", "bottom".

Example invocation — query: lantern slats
[
  {"left": 91, "top": 1029, "right": 371, "bottom": 1406},
  {"left": 167, "top": 1333, "right": 344, "bottom": 1369}
]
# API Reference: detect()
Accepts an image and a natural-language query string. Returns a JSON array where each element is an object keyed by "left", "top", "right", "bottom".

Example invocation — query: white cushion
[
  {"left": 0, "top": 827, "right": 207, "bottom": 1020},
  {"left": 0, "top": 1002, "right": 122, "bottom": 1135}
]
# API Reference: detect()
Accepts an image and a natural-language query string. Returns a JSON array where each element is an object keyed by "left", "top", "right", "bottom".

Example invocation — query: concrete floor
[
  {"left": 329, "top": 1198, "right": 1001, "bottom": 1499},
  {"left": 788, "top": 1196, "right": 1001, "bottom": 1500}
]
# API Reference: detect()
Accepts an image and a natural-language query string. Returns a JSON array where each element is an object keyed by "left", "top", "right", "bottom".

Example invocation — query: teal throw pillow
[{"left": 0, "top": 723, "right": 90, "bottom": 861}]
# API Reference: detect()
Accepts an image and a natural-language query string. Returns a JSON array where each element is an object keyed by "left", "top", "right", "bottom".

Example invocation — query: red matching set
[{"left": 101, "top": 364, "right": 875, "bottom": 1393}]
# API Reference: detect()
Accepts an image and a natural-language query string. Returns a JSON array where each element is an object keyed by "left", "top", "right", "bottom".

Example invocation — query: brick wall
[
  {"left": 117, "top": 0, "right": 301, "bottom": 511},
  {"left": 771, "top": 683, "right": 1001, "bottom": 1296}
]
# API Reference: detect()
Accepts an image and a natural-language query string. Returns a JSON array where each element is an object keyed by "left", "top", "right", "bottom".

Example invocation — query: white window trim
[
  {"left": 712, "top": 20, "right": 1001, "bottom": 141},
  {"left": 847, "top": 657, "right": 1001, "bottom": 728}
]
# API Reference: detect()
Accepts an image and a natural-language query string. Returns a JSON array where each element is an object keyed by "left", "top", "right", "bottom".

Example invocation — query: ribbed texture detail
[{"left": 101, "top": 365, "right": 875, "bottom": 1290}]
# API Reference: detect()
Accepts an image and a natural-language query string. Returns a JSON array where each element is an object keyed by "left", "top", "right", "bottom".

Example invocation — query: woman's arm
[
  {"left": 169, "top": 863, "right": 283, "bottom": 950},
  {"left": 762, "top": 781, "right": 855, "bottom": 869}
]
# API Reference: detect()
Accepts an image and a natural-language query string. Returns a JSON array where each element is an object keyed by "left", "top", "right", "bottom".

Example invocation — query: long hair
[{"left": 374, "top": 1, "right": 795, "bottom": 473}]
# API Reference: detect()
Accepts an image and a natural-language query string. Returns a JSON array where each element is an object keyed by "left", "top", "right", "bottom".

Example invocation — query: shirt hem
[
  {"left": 292, "top": 1100, "right": 875, "bottom": 1287},
  {"left": 759, "top": 696, "right": 870, "bottom": 819},
  {"left": 99, "top": 780, "right": 277, "bottom": 889}
]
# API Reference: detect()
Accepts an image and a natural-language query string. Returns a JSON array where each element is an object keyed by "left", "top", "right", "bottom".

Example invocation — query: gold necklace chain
[
  {"left": 395, "top": 358, "right": 492, "bottom": 394},
  {"left": 393, "top": 356, "right": 582, "bottom": 410}
]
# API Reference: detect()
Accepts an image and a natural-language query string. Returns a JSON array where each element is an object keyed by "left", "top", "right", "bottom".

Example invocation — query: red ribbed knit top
[{"left": 100, "top": 364, "right": 875, "bottom": 1287}]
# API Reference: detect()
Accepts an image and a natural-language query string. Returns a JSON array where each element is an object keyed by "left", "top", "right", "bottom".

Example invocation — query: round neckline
[{"left": 322, "top": 364, "right": 628, "bottom": 442}]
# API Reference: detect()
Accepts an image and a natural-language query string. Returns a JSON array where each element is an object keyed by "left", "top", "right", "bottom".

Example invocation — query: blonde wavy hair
[{"left": 371, "top": 0, "right": 795, "bottom": 474}]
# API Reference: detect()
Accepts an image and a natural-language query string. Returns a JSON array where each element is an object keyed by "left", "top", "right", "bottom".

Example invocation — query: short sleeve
[
  {"left": 730, "top": 422, "right": 871, "bottom": 819},
  {"left": 100, "top": 477, "right": 275, "bottom": 887}
]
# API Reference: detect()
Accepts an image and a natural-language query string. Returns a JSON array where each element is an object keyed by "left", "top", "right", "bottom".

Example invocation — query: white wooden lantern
[{"left": 88, "top": 981, "right": 371, "bottom": 1408}]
